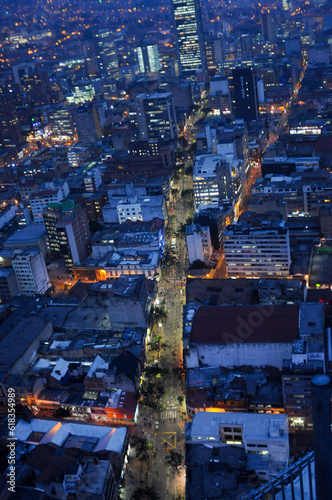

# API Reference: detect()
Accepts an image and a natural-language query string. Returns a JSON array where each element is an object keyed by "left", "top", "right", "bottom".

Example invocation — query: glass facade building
[{"left": 171, "top": 0, "right": 206, "bottom": 77}]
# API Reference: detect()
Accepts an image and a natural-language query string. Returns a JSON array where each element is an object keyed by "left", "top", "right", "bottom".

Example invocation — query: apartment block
[
  {"left": 12, "top": 248, "right": 51, "bottom": 296},
  {"left": 223, "top": 220, "right": 291, "bottom": 277}
]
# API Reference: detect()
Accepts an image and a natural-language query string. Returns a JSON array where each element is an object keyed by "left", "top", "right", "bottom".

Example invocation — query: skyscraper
[
  {"left": 261, "top": 13, "right": 274, "bottom": 42},
  {"left": 135, "top": 93, "right": 178, "bottom": 141},
  {"left": 94, "top": 29, "right": 120, "bottom": 80},
  {"left": 137, "top": 43, "right": 161, "bottom": 74},
  {"left": 229, "top": 68, "right": 258, "bottom": 122},
  {"left": 0, "top": 93, "right": 23, "bottom": 149},
  {"left": 171, "top": 0, "right": 206, "bottom": 78},
  {"left": 43, "top": 200, "right": 91, "bottom": 267},
  {"left": 73, "top": 104, "right": 102, "bottom": 146}
]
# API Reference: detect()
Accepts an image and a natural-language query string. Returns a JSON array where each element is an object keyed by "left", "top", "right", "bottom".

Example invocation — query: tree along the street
[
  {"left": 131, "top": 486, "right": 160, "bottom": 500},
  {"left": 130, "top": 435, "right": 154, "bottom": 462},
  {"left": 139, "top": 379, "right": 165, "bottom": 410},
  {"left": 152, "top": 305, "right": 168, "bottom": 323},
  {"left": 165, "top": 449, "right": 183, "bottom": 470}
]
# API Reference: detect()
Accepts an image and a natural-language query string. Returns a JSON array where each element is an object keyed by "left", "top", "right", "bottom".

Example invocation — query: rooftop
[
  {"left": 189, "top": 412, "right": 288, "bottom": 442},
  {"left": 190, "top": 305, "right": 299, "bottom": 344},
  {"left": 0, "top": 317, "right": 52, "bottom": 382},
  {"left": 14, "top": 419, "right": 127, "bottom": 453},
  {"left": 4, "top": 222, "right": 46, "bottom": 245}
]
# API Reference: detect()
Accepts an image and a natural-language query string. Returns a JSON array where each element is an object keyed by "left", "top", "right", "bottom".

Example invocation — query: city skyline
[{"left": 0, "top": 0, "right": 331, "bottom": 498}]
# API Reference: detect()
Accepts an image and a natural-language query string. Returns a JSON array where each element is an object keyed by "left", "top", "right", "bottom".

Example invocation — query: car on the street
[{"left": 155, "top": 421, "right": 159, "bottom": 429}]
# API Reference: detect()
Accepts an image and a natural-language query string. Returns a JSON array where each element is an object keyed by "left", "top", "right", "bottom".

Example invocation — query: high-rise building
[
  {"left": 0, "top": 268, "right": 19, "bottom": 303},
  {"left": 49, "top": 107, "right": 76, "bottom": 143},
  {"left": 205, "top": 38, "right": 218, "bottom": 77},
  {"left": 193, "top": 151, "right": 246, "bottom": 212},
  {"left": 223, "top": 219, "right": 291, "bottom": 277},
  {"left": 94, "top": 30, "right": 120, "bottom": 80},
  {"left": 12, "top": 248, "right": 51, "bottom": 296},
  {"left": 43, "top": 200, "right": 91, "bottom": 267},
  {"left": 171, "top": 0, "right": 206, "bottom": 78},
  {"left": 84, "top": 167, "right": 102, "bottom": 192},
  {"left": 261, "top": 13, "right": 274, "bottom": 42},
  {"left": 229, "top": 68, "right": 258, "bottom": 122},
  {"left": 73, "top": 105, "right": 102, "bottom": 146},
  {"left": 0, "top": 93, "right": 23, "bottom": 150},
  {"left": 135, "top": 93, "right": 178, "bottom": 141},
  {"left": 15, "top": 66, "right": 52, "bottom": 107},
  {"left": 30, "top": 188, "right": 64, "bottom": 224},
  {"left": 137, "top": 43, "right": 161, "bottom": 74}
]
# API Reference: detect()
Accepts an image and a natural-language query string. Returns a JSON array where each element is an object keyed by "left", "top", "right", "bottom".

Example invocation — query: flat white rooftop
[{"left": 190, "top": 412, "right": 288, "bottom": 441}]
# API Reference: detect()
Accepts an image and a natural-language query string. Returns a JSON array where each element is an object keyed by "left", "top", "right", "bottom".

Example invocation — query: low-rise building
[
  {"left": 186, "top": 412, "right": 289, "bottom": 476},
  {"left": 91, "top": 226, "right": 163, "bottom": 259},
  {"left": 186, "top": 224, "right": 213, "bottom": 265},
  {"left": 103, "top": 194, "right": 165, "bottom": 224},
  {"left": 251, "top": 171, "right": 332, "bottom": 216},
  {"left": 282, "top": 338, "right": 325, "bottom": 432},
  {"left": 186, "top": 365, "right": 284, "bottom": 417},
  {"left": 9, "top": 419, "right": 127, "bottom": 499},
  {"left": 0, "top": 316, "right": 53, "bottom": 390},
  {"left": 73, "top": 248, "right": 160, "bottom": 280},
  {"left": 261, "top": 156, "right": 320, "bottom": 177},
  {"left": 186, "top": 304, "right": 299, "bottom": 370},
  {"left": 15, "top": 417, "right": 127, "bottom": 454}
]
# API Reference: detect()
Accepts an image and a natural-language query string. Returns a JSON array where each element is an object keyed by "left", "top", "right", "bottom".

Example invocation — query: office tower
[
  {"left": 16, "top": 67, "right": 52, "bottom": 107},
  {"left": 94, "top": 29, "right": 120, "bottom": 80},
  {"left": 261, "top": 13, "right": 274, "bottom": 42},
  {"left": 73, "top": 104, "right": 102, "bottom": 146},
  {"left": 229, "top": 68, "right": 258, "bottom": 122},
  {"left": 30, "top": 188, "right": 64, "bottom": 224},
  {"left": 85, "top": 56, "right": 99, "bottom": 78},
  {"left": 205, "top": 38, "right": 218, "bottom": 77},
  {"left": 0, "top": 93, "right": 23, "bottom": 149},
  {"left": 49, "top": 107, "right": 76, "bottom": 142},
  {"left": 171, "top": 0, "right": 206, "bottom": 78},
  {"left": 163, "top": 80, "right": 193, "bottom": 112},
  {"left": 43, "top": 200, "right": 91, "bottom": 267},
  {"left": 135, "top": 93, "right": 178, "bottom": 141},
  {"left": 12, "top": 248, "right": 51, "bottom": 296},
  {"left": 137, "top": 43, "right": 161, "bottom": 74},
  {"left": 193, "top": 153, "right": 244, "bottom": 211}
]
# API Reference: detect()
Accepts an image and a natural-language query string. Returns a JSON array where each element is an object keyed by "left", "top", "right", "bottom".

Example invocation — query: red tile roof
[{"left": 190, "top": 305, "right": 299, "bottom": 344}]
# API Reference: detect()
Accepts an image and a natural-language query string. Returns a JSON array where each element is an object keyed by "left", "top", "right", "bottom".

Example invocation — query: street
[{"left": 120, "top": 108, "right": 199, "bottom": 500}]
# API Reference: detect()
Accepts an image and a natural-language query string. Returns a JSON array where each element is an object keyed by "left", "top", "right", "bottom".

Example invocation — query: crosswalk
[{"left": 160, "top": 406, "right": 179, "bottom": 420}]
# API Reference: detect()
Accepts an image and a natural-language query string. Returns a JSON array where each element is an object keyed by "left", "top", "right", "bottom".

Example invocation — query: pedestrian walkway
[{"left": 160, "top": 407, "right": 179, "bottom": 419}]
